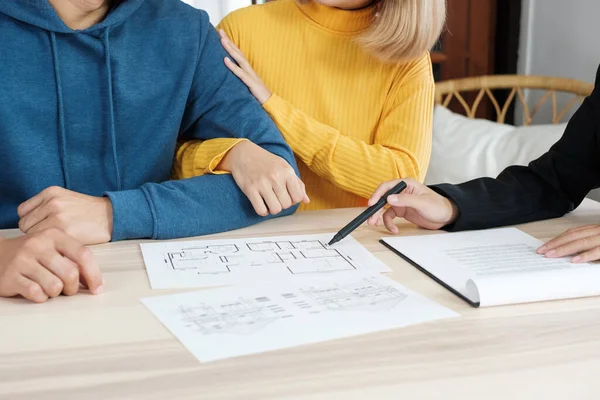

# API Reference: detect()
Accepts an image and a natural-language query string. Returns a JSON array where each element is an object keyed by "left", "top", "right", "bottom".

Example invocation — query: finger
[
  {"left": 220, "top": 37, "right": 251, "bottom": 69},
  {"left": 246, "top": 190, "right": 269, "bottom": 217},
  {"left": 15, "top": 274, "right": 49, "bottom": 304},
  {"left": 367, "top": 216, "right": 379, "bottom": 227},
  {"left": 367, "top": 215, "right": 377, "bottom": 226},
  {"left": 54, "top": 234, "right": 103, "bottom": 295},
  {"left": 286, "top": 178, "right": 305, "bottom": 206},
  {"left": 299, "top": 180, "right": 310, "bottom": 204},
  {"left": 538, "top": 226, "right": 600, "bottom": 254},
  {"left": 545, "top": 234, "right": 600, "bottom": 258},
  {"left": 221, "top": 38, "right": 246, "bottom": 66},
  {"left": 573, "top": 246, "right": 600, "bottom": 263},
  {"left": 220, "top": 31, "right": 259, "bottom": 79},
  {"left": 272, "top": 181, "right": 293, "bottom": 210},
  {"left": 367, "top": 209, "right": 384, "bottom": 226},
  {"left": 224, "top": 57, "right": 257, "bottom": 89},
  {"left": 260, "top": 188, "right": 283, "bottom": 215},
  {"left": 387, "top": 193, "right": 422, "bottom": 210},
  {"left": 218, "top": 29, "right": 229, "bottom": 40},
  {"left": 368, "top": 181, "right": 402, "bottom": 207},
  {"left": 18, "top": 202, "right": 52, "bottom": 233},
  {"left": 17, "top": 191, "right": 49, "bottom": 218},
  {"left": 567, "top": 224, "right": 600, "bottom": 233},
  {"left": 38, "top": 253, "right": 80, "bottom": 296},
  {"left": 382, "top": 208, "right": 400, "bottom": 234},
  {"left": 22, "top": 262, "right": 64, "bottom": 298},
  {"left": 25, "top": 217, "right": 55, "bottom": 235}
]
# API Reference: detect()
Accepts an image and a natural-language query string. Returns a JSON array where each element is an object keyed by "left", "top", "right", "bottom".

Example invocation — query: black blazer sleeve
[{"left": 431, "top": 65, "right": 600, "bottom": 231}]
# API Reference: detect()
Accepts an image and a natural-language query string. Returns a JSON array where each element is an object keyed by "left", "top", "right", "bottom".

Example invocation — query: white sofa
[{"left": 425, "top": 105, "right": 567, "bottom": 186}]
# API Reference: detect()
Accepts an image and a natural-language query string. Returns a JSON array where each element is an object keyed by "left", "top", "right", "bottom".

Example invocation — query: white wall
[
  {"left": 517, "top": 0, "right": 599, "bottom": 123},
  {"left": 181, "top": 0, "right": 252, "bottom": 25}
]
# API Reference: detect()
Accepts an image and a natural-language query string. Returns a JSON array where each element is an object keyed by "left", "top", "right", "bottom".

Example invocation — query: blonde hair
[{"left": 298, "top": 0, "right": 446, "bottom": 63}]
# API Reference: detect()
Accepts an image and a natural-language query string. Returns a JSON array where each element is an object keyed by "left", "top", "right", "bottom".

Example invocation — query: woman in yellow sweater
[{"left": 175, "top": 0, "right": 446, "bottom": 215}]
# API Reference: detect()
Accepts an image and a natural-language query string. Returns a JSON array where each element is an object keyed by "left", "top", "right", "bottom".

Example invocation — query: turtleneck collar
[{"left": 295, "top": 0, "right": 376, "bottom": 34}]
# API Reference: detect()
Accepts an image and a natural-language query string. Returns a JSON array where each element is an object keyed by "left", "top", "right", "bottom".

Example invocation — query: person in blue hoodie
[{"left": 0, "top": 0, "right": 307, "bottom": 303}]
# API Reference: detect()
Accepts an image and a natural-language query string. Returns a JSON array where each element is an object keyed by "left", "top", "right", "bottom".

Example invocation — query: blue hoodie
[{"left": 0, "top": 0, "right": 299, "bottom": 240}]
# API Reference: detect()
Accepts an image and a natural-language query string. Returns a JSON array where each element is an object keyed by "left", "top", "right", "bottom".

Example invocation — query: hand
[
  {"left": 366, "top": 178, "right": 459, "bottom": 233},
  {"left": 219, "top": 30, "right": 272, "bottom": 104},
  {"left": 0, "top": 230, "right": 104, "bottom": 303},
  {"left": 537, "top": 224, "right": 600, "bottom": 263},
  {"left": 220, "top": 141, "right": 309, "bottom": 216},
  {"left": 17, "top": 187, "right": 114, "bottom": 245}
]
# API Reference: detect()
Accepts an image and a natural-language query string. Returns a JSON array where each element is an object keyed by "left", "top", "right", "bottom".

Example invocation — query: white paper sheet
[
  {"left": 141, "top": 274, "right": 459, "bottom": 362},
  {"left": 382, "top": 228, "right": 600, "bottom": 307},
  {"left": 141, "top": 233, "right": 390, "bottom": 289}
]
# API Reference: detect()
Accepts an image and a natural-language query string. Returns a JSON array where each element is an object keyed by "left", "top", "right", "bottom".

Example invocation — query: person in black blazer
[{"left": 368, "top": 64, "right": 600, "bottom": 263}]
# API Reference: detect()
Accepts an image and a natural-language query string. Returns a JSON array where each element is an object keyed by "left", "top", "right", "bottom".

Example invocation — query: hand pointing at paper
[
  {"left": 367, "top": 179, "right": 459, "bottom": 232},
  {"left": 366, "top": 65, "right": 600, "bottom": 264},
  {"left": 369, "top": 179, "right": 600, "bottom": 264}
]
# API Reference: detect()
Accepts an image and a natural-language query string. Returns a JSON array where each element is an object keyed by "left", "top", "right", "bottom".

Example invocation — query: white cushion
[{"left": 424, "top": 106, "right": 567, "bottom": 185}]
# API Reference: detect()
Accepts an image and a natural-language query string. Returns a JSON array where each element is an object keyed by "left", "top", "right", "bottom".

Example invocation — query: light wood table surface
[{"left": 2, "top": 200, "right": 600, "bottom": 400}]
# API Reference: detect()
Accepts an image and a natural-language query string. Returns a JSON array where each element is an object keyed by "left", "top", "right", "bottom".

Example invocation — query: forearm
[
  {"left": 431, "top": 166, "right": 574, "bottom": 232},
  {"left": 304, "top": 137, "right": 424, "bottom": 200},
  {"left": 263, "top": 94, "right": 429, "bottom": 199},
  {"left": 174, "top": 138, "right": 247, "bottom": 179},
  {"left": 107, "top": 173, "right": 298, "bottom": 241},
  {"left": 111, "top": 135, "right": 299, "bottom": 241}
]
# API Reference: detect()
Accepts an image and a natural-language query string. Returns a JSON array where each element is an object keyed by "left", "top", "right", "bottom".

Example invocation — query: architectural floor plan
[
  {"left": 166, "top": 239, "right": 356, "bottom": 275},
  {"left": 141, "top": 275, "right": 459, "bottom": 363},
  {"left": 141, "top": 233, "right": 390, "bottom": 289}
]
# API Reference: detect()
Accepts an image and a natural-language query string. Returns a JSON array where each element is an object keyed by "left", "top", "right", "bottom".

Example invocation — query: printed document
[
  {"left": 382, "top": 228, "right": 600, "bottom": 307},
  {"left": 141, "top": 233, "right": 390, "bottom": 289},
  {"left": 141, "top": 274, "right": 459, "bottom": 362}
]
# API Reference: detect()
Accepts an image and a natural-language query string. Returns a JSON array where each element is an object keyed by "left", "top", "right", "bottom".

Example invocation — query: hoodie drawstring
[
  {"left": 49, "top": 32, "right": 71, "bottom": 189},
  {"left": 104, "top": 28, "right": 122, "bottom": 191},
  {"left": 48, "top": 30, "right": 122, "bottom": 191}
]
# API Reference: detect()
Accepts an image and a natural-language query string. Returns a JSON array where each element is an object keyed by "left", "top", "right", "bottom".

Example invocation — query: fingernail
[
  {"left": 537, "top": 246, "right": 547, "bottom": 253},
  {"left": 572, "top": 256, "right": 582, "bottom": 263},
  {"left": 388, "top": 197, "right": 398, "bottom": 205},
  {"left": 546, "top": 250, "right": 556, "bottom": 257},
  {"left": 93, "top": 285, "right": 104, "bottom": 295}
]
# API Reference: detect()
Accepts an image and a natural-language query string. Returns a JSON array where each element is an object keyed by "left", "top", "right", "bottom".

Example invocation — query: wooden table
[{"left": 2, "top": 200, "right": 600, "bottom": 400}]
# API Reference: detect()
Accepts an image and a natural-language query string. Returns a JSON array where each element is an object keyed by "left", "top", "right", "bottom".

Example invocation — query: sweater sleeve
[
  {"left": 261, "top": 55, "right": 434, "bottom": 200},
  {"left": 431, "top": 66, "right": 600, "bottom": 232},
  {"left": 173, "top": 138, "right": 247, "bottom": 178},
  {"left": 106, "top": 11, "right": 299, "bottom": 241}
]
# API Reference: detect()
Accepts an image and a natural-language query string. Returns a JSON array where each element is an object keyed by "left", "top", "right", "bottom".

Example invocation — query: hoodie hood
[{"left": 0, "top": 0, "right": 146, "bottom": 33}]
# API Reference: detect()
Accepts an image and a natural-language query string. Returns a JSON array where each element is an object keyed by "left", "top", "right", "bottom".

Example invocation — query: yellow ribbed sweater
[{"left": 174, "top": 0, "right": 434, "bottom": 211}]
